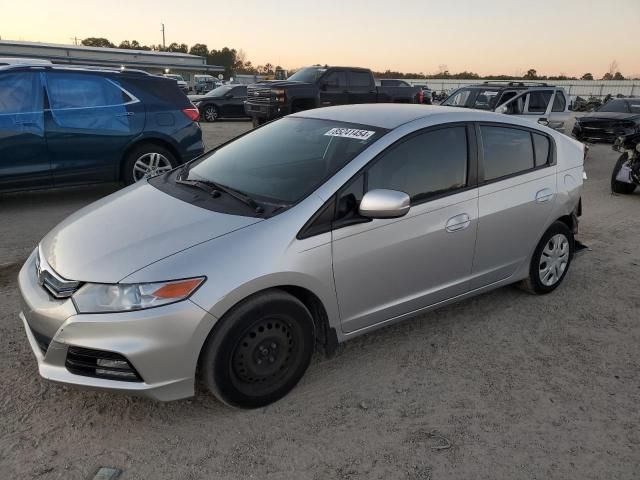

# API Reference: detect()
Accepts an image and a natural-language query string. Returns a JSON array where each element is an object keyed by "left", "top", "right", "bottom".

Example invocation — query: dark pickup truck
[{"left": 244, "top": 66, "right": 423, "bottom": 126}]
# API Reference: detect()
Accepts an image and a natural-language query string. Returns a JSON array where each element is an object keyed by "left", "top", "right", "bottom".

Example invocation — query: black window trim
[
  {"left": 475, "top": 121, "right": 556, "bottom": 186},
  {"left": 297, "top": 122, "right": 478, "bottom": 239}
]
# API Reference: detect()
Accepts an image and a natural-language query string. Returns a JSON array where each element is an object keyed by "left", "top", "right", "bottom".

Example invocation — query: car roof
[
  {"left": 0, "top": 63, "right": 152, "bottom": 77},
  {"left": 292, "top": 104, "right": 541, "bottom": 130}
]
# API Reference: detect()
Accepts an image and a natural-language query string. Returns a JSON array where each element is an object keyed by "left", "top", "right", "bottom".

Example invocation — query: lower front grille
[{"left": 66, "top": 347, "right": 143, "bottom": 383}]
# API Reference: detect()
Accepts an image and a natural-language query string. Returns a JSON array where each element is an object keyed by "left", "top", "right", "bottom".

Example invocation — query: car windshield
[
  {"left": 186, "top": 117, "right": 385, "bottom": 204},
  {"left": 442, "top": 88, "right": 500, "bottom": 110},
  {"left": 597, "top": 99, "right": 632, "bottom": 113},
  {"left": 288, "top": 67, "right": 327, "bottom": 83},
  {"left": 205, "top": 86, "right": 233, "bottom": 97},
  {"left": 442, "top": 89, "right": 472, "bottom": 107}
]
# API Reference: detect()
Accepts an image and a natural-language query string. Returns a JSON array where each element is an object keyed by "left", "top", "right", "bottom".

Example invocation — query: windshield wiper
[{"left": 176, "top": 176, "right": 264, "bottom": 214}]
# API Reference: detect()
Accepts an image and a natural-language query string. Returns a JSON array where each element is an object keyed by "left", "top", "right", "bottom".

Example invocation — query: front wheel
[
  {"left": 200, "top": 290, "right": 315, "bottom": 409},
  {"left": 611, "top": 153, "right": 637, "bottom": 194},
  {"left": 520, "top": 221, "right": 574, "bottom": 294}
]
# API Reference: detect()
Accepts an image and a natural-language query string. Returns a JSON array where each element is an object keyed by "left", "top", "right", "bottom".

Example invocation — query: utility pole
[
  {"left": 161, "top": 23, "right": 165, "bottom": 49},
  {"left": 70, "top": 37, "right": 81, "bottom": 46}
]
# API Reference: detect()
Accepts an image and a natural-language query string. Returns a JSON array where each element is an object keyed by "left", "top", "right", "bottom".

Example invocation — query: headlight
[{"left": 73, "top": 277, "right": 205, "bottom": 313}]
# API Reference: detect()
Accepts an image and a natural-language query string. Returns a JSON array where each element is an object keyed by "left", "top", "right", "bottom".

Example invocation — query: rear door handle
[
  {"left": 535, "top": 188, "right": 554, "bottom": 203},
  {"left": 445, "top": 213, "right": 471, "bottom": 232}
]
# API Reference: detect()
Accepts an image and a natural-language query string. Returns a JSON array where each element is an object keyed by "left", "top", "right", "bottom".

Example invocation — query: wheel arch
[{"left": 198, "top": 283, "right": 338, "bottom": 372}]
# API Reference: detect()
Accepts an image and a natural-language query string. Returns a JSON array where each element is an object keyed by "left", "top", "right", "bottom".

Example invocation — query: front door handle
[
  {"left": 445, "top": 213, "right": 471, "bottom": 232},
  {"left": 535, "top": 188, "right": 554, "bottom": 203}
]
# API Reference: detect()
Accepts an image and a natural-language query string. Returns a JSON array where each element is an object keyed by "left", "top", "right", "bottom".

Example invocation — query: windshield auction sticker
[{"left": 324, "top": 128, "right": 375, "bottom": 140}]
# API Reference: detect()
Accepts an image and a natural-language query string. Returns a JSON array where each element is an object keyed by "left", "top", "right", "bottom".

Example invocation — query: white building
[{"left": 0, "top": 39, "right": 224, "bottom": 83}]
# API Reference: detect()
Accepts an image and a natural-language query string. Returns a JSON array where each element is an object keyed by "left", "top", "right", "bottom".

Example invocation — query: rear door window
[
  {"left": 349, "top": 71, "right": 372, "bottom": 89},
  {"left": 367, "top": 126, "right": 468, "bottom": 203},
  {"left": 480, "top": 126, "right": 534, "bottom": 181},
  {"left": 46, "top": 73, "right": 131, "bottom": 109},
  {"left": 45, "top": 72, "right": 133, "bottom": 131}
]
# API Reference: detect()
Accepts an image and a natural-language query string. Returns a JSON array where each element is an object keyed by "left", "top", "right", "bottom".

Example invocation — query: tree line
[
  {"left": 80, "top": 38, "right": 636, "bottom": 80},
  {"left": 81, "top": 37, "right": 280, "bottom": 77}
]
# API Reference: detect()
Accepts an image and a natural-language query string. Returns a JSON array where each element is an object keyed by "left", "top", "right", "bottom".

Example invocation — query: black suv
[{"left": 0, "top": 64, "right": 204, "bottom": 192}]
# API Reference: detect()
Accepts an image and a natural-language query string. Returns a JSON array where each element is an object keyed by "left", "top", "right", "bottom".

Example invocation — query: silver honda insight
[{"left": 18, "top": 104, "right": 584, "bottom": 408}]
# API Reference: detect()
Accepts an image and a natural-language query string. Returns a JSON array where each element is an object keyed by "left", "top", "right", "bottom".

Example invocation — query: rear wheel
[
  {"left": 200, "top": 290, "right": 315, "bottom": 409},
  {"left": 611, "top": 153, "right": 637, "bottom": 194},
  {"left": 203, "top": 104, "right": 219, "bottom": 122},
  {"left": 520, "top": 221, "right": 574, "bottom": 294},
  {"left": 122, "top": 144, "right": 177, "bottom": 185}
]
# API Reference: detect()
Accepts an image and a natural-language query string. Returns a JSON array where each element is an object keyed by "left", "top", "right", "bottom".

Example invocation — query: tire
[
  {"left": 122, "top": 143, "right": 177, "bottom": 186},
  {"left": 202, "top": 104, "right": 219, "bottom": 122},
  {"left": 611, "top": 153, "right": 637, "bottom": 194},
  {"left": 519, "top": 221, "right": 574, "bottom": 295},
  {"left": 200, "top": 290, "right": 315, "bottom": 409},
  {"left": 252, "top": 117, "right": 265, "bottom": 128}
]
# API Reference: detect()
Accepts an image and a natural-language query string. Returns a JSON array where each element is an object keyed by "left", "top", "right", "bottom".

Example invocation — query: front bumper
[
  {"left": 18, "top": 250, "right": 217, "bottom": 401},
  {"left": 244, "top": 101, "right": 290, "bottom": 120}
]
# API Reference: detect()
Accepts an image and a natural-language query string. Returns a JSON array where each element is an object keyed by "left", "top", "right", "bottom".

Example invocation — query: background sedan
[{"left": 189, "top": 85, "right": 249, "bottom": 122}]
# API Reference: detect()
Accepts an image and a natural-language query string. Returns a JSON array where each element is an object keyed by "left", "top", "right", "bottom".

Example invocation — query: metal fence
[{"left": 400, "top": 79, "right": 640, "bottom": 99}]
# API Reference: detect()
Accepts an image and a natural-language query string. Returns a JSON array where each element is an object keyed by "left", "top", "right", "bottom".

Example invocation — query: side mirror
[
  {"left": 319, "top": 82, "right": 328, "bottom": 91},
  {"left": 359, "top": 189, "right": 410, "bottom": 219}
]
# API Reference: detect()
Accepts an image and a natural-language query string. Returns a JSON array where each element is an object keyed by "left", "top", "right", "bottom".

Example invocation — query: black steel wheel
[{"left": 200, "top": 290, "right": 315, "bottom": 409}]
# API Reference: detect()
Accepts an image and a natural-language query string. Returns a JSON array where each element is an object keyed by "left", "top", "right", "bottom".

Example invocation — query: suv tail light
[
  {"left": 182, "top": 106, "right": 200, "bottom": 122},
  {"left": 418, "top": 90, "right": 424, "bottom": 104}
]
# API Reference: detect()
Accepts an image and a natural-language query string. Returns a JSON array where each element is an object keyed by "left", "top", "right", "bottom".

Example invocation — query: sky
[{"left": 1, "top": 0, "right": 639, "bottom": 78}]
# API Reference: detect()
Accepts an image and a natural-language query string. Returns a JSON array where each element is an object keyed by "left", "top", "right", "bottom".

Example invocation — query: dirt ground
[{"left": 1, "top": 117, "right": 639, "bottom": 480}]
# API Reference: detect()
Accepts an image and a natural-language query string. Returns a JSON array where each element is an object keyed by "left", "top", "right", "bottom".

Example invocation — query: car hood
[
  {"left": 40, "top": 182, "right": 261, "bottom": 283},
  {"left": 188, "top": 95, "right": 216, "bottom": 102},
  {"left": 580, "top": 112, "right": 640, "bottom": 121}
]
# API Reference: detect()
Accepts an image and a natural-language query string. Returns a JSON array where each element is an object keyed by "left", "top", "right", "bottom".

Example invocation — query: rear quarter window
[
  {"left": 124, "top": 77, "right": 190, "bottom": 107},
  {"left": 552, "top": 92, "right": 566, "bottom": 112}
]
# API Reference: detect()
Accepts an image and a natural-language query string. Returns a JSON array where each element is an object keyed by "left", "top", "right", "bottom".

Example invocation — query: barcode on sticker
[{"left": 325, "top": 128, "right": 375, "bottom": 140}]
